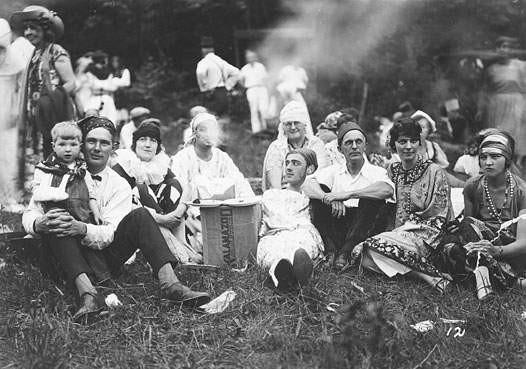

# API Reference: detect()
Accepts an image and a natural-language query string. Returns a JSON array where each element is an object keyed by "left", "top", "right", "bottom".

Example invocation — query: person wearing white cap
[
  {"left": 410, "top": 110, "right": 449, "bottom": 169},
  {"left": 171, "top": 112, "right": 254, "bottom": 200},
  {"left": 262, "top": 101, "right": 328, "bottom": 191},
  {"left": 119, "top": 106, "right": 150, "bottom": 149}
]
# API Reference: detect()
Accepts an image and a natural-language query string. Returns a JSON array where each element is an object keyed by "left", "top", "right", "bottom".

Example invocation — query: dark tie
[{"left": 91, "top": 174, "right": 102, "bottom": 182}]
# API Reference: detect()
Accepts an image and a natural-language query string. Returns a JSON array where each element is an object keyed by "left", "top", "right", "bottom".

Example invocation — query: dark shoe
[
  {"left": 162, "top": 283, "right": 211, "bottom": 308},
  {"left": 293, "top": 249, "right": 313, "bottom": 286},
  {"left": 274, "top": 259, "right": 297, "bottom": 293},
  {"left": 335, "top": 252, "right": 350, "bottom": 270},
  {"left": 73, "top": 292, "right": 106, "bottom": 323}
]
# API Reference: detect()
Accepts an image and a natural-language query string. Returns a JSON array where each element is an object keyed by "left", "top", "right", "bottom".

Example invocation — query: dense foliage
[{"left": 2, "top": 0, "right": 525, "bottom": 127}]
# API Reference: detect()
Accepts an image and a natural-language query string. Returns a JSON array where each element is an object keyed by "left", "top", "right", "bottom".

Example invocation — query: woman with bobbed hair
[
  {"left": 10, "top": 5, "right": 75, "bottom": 159},
  {"left": 112, "top": 119, "right": 202, "bottom": 264},
  {"left": 351, "top": 117, "right": 454, "bottom": 293},
  {"left": 439, "top": 130, "right": 526, "bottom": 299}
]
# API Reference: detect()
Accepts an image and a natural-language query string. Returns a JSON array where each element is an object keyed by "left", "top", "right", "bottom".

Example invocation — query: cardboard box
[{"left": 200, "top": 203, "right": 261, "bottom": 267}]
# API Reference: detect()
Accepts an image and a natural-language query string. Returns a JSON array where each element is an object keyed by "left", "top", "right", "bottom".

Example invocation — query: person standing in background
[
  {"left": 10, "top": 5, "right": 76, "bottom": 160},
  {"left": 240, "top": 50, "right": 269, "bottom": 135},
  {"left": 110, "top": 56, "right": 131, "bottom": 128},
  {"left": 276, "top": 59, "right": 313, "bottom": 136},
  {"left": 196, "top": 36, "right": 239, "bottom": 117}
]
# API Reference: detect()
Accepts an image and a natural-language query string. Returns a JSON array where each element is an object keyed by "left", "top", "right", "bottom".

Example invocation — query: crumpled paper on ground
[
  {"left": 199, "top": 290, "right": 236, "bottom": 314},
  {"left": 105, "top": 293, "right": 123, "bottom": 308},
  {"left": 410, "top": 320, "right": 435, "bottom": 332}
]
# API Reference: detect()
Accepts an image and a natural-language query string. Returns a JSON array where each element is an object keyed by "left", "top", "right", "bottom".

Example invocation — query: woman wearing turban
[
  {"left": 171, "top": 112, "right": 254, "bottom": 200},
  {"left": 439, "top": 130, "right": 526, "bottom": 299},
  {"left": 262, "top": 101, "right": 328, "bottom": 191},
  {"left": 257, "top": 148, "right": 324, "bottom": 292},
  {"left": 171, "top": 113, "right": 254, "bottom": 252}
]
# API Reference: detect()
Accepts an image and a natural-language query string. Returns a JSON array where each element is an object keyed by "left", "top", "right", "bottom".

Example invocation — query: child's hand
[{"left": 94, "top": 214, "right": 106, "bottom": 225}]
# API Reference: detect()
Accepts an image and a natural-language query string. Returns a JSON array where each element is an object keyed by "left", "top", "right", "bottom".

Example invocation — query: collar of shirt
[
  {"left": 90, "top": 167, "right": 109, "bottom": 184},
  {"left": 338, "top": 154, "right": 372, "bottom": 178}
]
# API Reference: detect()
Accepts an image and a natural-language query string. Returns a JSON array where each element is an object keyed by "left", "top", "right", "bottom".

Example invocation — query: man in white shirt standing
[
  {"left": 303, "top": 121, "right": 395, "bottom": 269},
  {"left": 240, "top": 50, "right": 269, "bottom": 134},
  {"left": 23, "top": 116, "right": 211, "bottom": 323},
  {"left": 196, "top": 36, "right": 239, "bottom": 117}
]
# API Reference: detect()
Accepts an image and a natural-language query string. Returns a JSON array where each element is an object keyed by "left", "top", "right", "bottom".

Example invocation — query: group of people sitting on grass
[{"left": 21, "top": 99, "right": 526, "bottom": 323}]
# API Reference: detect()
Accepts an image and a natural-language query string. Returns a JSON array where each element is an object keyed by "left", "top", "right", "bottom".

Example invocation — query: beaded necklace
[
  {"left": 395, "top": 157, "right": 427, "bottom": 219},
  {"left": 483, "top": 171, "right": 514, "bottom": 223}
]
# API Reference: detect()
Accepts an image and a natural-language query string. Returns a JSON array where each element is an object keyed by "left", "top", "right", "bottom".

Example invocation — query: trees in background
[{"left": 3, "top": 0, "right": 524, "bottom": 126}]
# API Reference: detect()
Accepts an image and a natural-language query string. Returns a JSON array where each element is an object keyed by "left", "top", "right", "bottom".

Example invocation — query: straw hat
[{"left": 10, "top": 6, "right": 64, "bottom": 40}]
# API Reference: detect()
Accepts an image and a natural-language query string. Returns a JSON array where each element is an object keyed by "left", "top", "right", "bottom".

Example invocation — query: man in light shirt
[
  {"left": 23, "top": 116, "right": 211, "bottom": 323},
  {"left": 118, "top": 106, "right": 150, "bottom": 149},
  {"left": 240, "top": 50, "right": 269, "bottom": 134},
  {"left": 196, "top": 36, "right": 239, "bottom": 116},
  {"left": 303, "top": 122, "right": 395, "bottom": 269}
]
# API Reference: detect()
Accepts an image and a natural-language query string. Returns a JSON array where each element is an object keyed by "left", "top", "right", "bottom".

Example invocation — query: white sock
[{"left": 75, "top": 273, "right": 97, "bottom": 297}]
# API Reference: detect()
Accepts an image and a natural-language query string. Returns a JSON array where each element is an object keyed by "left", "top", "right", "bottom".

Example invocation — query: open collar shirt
[{"left": 312, "top": 157, "right": 395, "bottom": 208}]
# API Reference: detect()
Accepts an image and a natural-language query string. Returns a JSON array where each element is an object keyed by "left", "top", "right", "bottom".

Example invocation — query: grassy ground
[
  {"left": 2, "top": 117, "right": 526, "bottom": 369},
  {"left": 2, "top": 251, "right": 526, "bottom": 369}
]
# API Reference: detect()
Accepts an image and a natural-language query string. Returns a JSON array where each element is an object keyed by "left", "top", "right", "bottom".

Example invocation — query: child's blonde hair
[{"left": 51, "top": 121, "right": 83, "bottom": 142}]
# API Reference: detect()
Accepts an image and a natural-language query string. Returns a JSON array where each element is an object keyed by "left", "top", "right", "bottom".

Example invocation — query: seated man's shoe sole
[
  {"left": 73, "top": 292, "right": 107, "bottom": 323},
  {"left": 274, "top": 259, "right": 297, "bottom": 293},
  {"left": 162, "top": 283, "right": 212, "bottom": 308},
  {"left": 292, "top": 249, "right": 313, "bottom": 286}
]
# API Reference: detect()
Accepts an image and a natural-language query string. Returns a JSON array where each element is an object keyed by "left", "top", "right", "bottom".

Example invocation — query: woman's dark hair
[{"left": 388, "top": 117, "right": 422, "bottom": 151}]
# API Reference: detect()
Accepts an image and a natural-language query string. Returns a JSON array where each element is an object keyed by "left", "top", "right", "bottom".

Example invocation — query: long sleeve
[
  {"left": 196, "top": 60, "right": 208, "bottom": 92},
  {"left": 81, "top": 171, "right": 132, "bottom": 249},
  {"left": 22, "top": 197, "right": 45, "bottom": 237},
  {"left": 415, "top": 165, "right": 453, "bottom": 222},
  {"left": 112, "top": 69, "right": 130, "bottom": 88}
]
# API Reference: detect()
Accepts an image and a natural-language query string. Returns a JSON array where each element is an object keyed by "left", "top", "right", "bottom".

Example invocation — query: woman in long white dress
[{"left": 257, "top": 148, "right": 324, "bottom": 290}]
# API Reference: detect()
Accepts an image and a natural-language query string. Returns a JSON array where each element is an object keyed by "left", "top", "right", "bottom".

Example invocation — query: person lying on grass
[
  {"left": 22, "top": 116, "right": 211, "bottom": 323},
  {"left": 257, "top": 148, "right": 324, "bottom": 293},
  {"left": 439, "top": 130, "right": 526, "bottom": 300},
  {"left": 350, "top": 117, "right": 455, "bottom": 293}
]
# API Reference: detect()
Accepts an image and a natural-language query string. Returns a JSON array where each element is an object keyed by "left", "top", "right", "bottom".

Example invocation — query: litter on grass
[
  {"left": 105, "top": 293, "right": 123, "bottom": 308},
  {"left": 199, "top": 290, "right": 236, "bottom": 314},
  {"left": 410, "top": 320, "right": 435, "bottom": 332}
]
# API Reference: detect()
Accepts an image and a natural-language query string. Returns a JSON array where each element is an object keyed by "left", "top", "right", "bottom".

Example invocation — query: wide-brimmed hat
[{"left": 10, "top": 6, "right": 64, "bottom": 40}]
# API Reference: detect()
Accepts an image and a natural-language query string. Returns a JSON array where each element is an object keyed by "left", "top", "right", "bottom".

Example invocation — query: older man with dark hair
[
  {"left": 303, "top": 121, "right": 395, "bottom": 269},
  {"left": 23, "top": 116, "right": 211, "bottom": 323}
]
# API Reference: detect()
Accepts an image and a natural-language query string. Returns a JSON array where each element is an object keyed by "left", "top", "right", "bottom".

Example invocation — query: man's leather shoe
[
  {"left": 73, "top": 292, "right": 106, "bottom": 323},
  {"left": 162, "top": 283, "right": 211, "bottom": 308}
]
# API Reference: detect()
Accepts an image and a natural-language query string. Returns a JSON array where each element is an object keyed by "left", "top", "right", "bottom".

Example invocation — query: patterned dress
[
  {"left": 438, "top": 174, "right": 526, "bottom": 287},
  {"left": 257, "top": 189, "right": 324, "bottom": 285},
  {"left": 351, "top": 159, "right": 454, "bottom": 277}
]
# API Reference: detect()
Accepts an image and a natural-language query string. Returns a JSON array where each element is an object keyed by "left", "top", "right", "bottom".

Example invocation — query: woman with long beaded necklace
[
  {"left": 440, "top": 130, "right": 526, "bottom": 299},
  {"left": 351, "top": 118, "right": 454, "bottom": 293}
]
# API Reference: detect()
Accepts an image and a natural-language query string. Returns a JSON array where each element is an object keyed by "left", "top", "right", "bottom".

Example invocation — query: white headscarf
[
  {"left": 184, "top": 112, "right": 219, "bottom": 147},
  {"left": 277, "top": 101, "right": 311, "bottom": 140}
]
